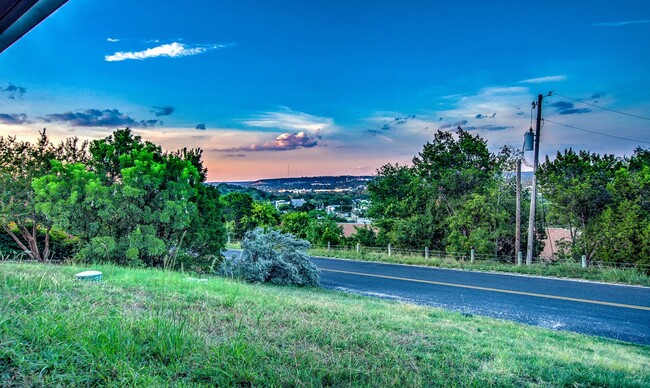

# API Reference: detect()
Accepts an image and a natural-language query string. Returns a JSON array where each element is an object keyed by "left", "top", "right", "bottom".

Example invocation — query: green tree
[
  {"left": 186, "top": 183, "right": 227, "bottom": 260},
  {"left": 280, "top": 211, "right": 310, "bottom": 239},
  {"left": 368, "top": 129, "right": 543, "bottom": 258},
  {"left": 242, "top": 202, "right": 280, "bottom": 230},
  {"left": 367, "top": 163, "right": 438, "bottom": 247},
  {"left": 538, "top": 149, "right": 620, "bottom": 231},
  {"left": 446, "top": 193, "right": 501, "bottom": 254},
  {"left": 537, "top": 149, "right": 621, "bottom": 262},
  {"left": 32, "top": 161, "right": 106, "bottom": 241},
  {"left": 591, "top": 201, "right": 649, "bottom": 267},
  {"left": 413, "top": 129, "right": 496, "bottom": 206},
  {"left": 0, "top": 130, "right": 88, "bottom": 261},
  {"left": 349, "top": 225, "right": 377, "bottom": 247},
  {"left": 367, "top": 129, "right": 529, "bottom": 256},
  {"left": 221, "top": 192, "right": 254, "bottom": 239},
  {"left": 33, "top": 128, "right": 225, "bottom": 269},
  {"left": 590, "top": 148, "right": 650, "bottom": 269},
  {"left": 307, "top": 212, "right": 343, "bottom": 246}
]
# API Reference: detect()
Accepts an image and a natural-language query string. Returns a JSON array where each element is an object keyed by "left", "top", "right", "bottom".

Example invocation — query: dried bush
[{"left": 219, "top": 228, "right": 319, "bottom": 286}]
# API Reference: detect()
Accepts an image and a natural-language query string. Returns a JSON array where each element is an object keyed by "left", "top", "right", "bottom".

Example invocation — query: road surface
[{"left": 224, "top": 250, "right": 650, "bottom": 345}]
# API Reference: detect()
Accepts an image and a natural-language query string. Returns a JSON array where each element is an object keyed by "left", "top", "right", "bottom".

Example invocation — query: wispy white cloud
[
  {"left": 438, "top": 86, "right": 532, "bottom": 123},
  {"left": 594, "top": 20, "right": 650, "bottom": 27},
  {"left": 106, "top": 38, "right": 120, "bottom": 42},
  {"left": 520, "top": 75, "right": 567, "bottom": 84},
  {"left": 362, "top": 113, "right": 421, "bottom": 136},
  {"left": 104, "top": 42, "right": 227, "bottom": 62},
  {"left": 244, "top": 107, "right": 338, "bottom": 133}
]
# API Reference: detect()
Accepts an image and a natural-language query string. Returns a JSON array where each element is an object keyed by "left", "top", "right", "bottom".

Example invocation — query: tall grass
[{"left": 1, "top": 262, "right": 648, "bottom": 386}]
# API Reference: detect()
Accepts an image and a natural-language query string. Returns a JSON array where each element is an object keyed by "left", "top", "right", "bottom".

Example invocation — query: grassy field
[
  {"left": 308, "top": 247, "right": 650, "bottom": 287},
  {"left": 1, "top": 262, "right": 649, "bottom": 387}
]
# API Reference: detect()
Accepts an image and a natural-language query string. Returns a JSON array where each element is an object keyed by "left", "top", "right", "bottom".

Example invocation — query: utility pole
[
  {"left": 515, "top": 158, "right": 521, "bottom": 262},
  {"left": 526, "top": 94, "right": 544, "bottom": 265}
]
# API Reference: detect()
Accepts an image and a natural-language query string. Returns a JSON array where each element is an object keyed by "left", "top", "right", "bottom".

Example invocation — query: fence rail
[
  {"left": 227, "top": 239, "right": 650, "bottom": 271},
  {"left": 307, "top": 243, "right": 650, "bottom": 271}
]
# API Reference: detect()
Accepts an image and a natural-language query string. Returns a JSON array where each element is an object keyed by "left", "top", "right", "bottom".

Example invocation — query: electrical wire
[
  {"left": 519, "top": 139, "right": 534, "bottom": 167},
  {"left": 540, "top": 196, "right": 554, "bottom": 259},
  {"left": 553, "top": 92, "right": 650, "bottom": 121},
  {"left": 544, "top": 119, "right": 650, "bottom": 144}
]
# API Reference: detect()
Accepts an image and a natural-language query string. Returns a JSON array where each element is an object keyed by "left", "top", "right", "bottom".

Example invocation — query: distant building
[
  {"left": 540, "top": 228, "right": 574, "bottom": 260},
  {"left": 273, "top": 200, "right": 290, "bottom": 210},
  {"left": 326, "top": 205, "right": 340, "bottom": 214},
  {"left": 291, "top": 198, "right": 305, "bottom": 208},
  {"left": 337, "top": 223, "right": 378, "bottom": 238}
]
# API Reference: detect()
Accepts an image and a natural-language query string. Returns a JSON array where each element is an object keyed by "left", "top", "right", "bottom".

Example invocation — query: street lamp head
[{"left": 524, "top": 127, "right": 534, "bottom": 151}]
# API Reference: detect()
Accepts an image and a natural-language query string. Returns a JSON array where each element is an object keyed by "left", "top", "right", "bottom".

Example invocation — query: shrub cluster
[{"left": 219, "top": 228, "right": 319, "bottom": 286}]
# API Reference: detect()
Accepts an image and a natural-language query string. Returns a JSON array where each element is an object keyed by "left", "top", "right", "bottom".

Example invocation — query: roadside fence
[
  {"left": 309, "top": 243, "right": 650, "bottom": 272},
  {"left": 225, "top": 238, "right": 649, "bottom": 272}
]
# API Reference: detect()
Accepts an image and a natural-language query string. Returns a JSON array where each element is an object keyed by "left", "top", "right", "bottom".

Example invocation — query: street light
[{"left": 524, "top": 128, "right": 534, "bottom": 152}]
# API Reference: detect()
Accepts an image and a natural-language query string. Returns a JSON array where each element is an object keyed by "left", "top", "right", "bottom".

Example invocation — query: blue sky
[{"left": 1, "top": 0, "right": 649, "bottom": 180}]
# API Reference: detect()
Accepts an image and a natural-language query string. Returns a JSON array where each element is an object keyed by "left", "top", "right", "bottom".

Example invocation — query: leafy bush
[
  {"left": 0, "top": 231, "right": 21, "bottom": 257},
  {"left": 0, "top": 226, "right": 79, "bottom": 261},
  {"left": 219, "top": 228, "right": 319, "bottom": 286}
]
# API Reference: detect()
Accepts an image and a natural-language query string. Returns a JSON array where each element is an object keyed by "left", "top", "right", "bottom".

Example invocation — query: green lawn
[{"left": 1, "top": 262, "right": 648, "bottom": 386}]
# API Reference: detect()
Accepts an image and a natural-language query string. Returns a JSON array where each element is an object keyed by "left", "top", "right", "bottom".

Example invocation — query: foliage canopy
[
  {"left": 1, "top": 128, "right": 225, "bottom": 270},
  {"left": 367, "top": 129, "right": 542, "bottom": 258}
]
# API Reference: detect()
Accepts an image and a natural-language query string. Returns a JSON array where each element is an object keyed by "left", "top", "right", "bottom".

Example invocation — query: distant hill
[
  {"left": 210, "top": 172, "right": 535, "bottom": 194},
  {"left": 210, "top": 183, "right": 275, "bottom": 201},
  {"left": 210, "top": 175, "right": 374, "bottom": 193}
]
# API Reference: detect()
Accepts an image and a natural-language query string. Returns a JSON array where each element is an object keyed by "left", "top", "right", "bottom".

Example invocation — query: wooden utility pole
[
  {"left": 515, "top": 158, "right": 521, "bottom": 261},
  {"left": 526, "top": 94, "right": 543, "bottom": 265}
]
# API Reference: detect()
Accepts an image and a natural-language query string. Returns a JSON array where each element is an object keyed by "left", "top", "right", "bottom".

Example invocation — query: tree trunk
[
  {"left": 19, "top": 224, "right": 42, "bottom": 262},
  {"left": 4, "top": 222, "right": 50, "bottom": 262},
  {"left": 2, "top": 224, "right": 30, "bottom": 253},
  {"left": 42, "top": 226, "right": 51, "bottom": 262}
]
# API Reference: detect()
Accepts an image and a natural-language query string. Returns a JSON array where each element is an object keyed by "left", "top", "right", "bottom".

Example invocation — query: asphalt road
[{"left": 224, "top": 250, "right": 650, "bottom": 345}]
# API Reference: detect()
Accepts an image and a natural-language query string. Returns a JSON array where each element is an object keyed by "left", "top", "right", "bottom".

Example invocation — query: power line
[
  {"left": 553, "top": 92, "right": 650, "bottom": 121},
  {"left": 544, "top": 118, "right": 650, "bottom": 144}
]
